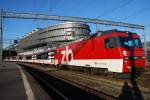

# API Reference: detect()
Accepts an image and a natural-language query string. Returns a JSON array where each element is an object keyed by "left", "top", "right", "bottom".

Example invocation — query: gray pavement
[{"left": 0, "top": 62, "right": 51, "bottom": 100}]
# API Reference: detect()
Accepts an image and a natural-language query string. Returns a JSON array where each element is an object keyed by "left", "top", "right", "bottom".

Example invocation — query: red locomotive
[
  {"left": 54, "top": 30, "right": 146, "bottom": 75},
  {"left": 10, "top": 30, "right": 146, "bottom": 76}
]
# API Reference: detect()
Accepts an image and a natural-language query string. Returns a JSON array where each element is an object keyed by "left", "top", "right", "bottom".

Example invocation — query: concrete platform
[{"left": 0, "top": 62, "right": 51, "bottom": 100}]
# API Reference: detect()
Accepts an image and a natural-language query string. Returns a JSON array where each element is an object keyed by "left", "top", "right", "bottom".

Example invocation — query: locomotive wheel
[
  {"left": 83, "top": 67, "right": 90, "bottom": 73},
  {"left": 91, "top": 67, "right": 108, "bottom": 75},
  {"left": 103, "top": 69, "right": 109, "bottom": 76},
  {"left": 57, "top": 64, "right": 62, "bottom": 69},
  {"left": 90, "top": 68, "right": 99, "bottom": 74},
  {"left": 59, "top": 64, "right": 68, "bottom": 70}
]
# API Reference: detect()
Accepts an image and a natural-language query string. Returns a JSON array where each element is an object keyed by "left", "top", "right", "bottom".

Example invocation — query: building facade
[{"left": 14, "top": 22, "right": 91, "bottom": 53}]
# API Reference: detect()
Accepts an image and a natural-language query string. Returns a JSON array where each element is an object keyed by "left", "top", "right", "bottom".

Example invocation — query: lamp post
[{"left": 0, "top": 9, "right": 3, "bottom": 67}]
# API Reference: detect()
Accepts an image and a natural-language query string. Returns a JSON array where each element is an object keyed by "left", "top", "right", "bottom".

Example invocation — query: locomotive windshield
[{"left": 119, "top": 37, "right": 143, "bottom": 48}]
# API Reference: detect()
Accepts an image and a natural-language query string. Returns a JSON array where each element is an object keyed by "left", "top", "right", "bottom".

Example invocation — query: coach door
[{"left": 48, "top": 51, "right": 54, "bottom": 64}]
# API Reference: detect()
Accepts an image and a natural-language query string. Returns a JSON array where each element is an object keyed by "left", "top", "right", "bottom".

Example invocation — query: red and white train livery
[{"left": 11, "top": 30, "right": 146, "bottom": 75}]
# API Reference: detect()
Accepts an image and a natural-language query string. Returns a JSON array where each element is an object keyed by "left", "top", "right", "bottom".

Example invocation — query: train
[{"left": 8, "top": 29, "right": 146, "bottom": 77}]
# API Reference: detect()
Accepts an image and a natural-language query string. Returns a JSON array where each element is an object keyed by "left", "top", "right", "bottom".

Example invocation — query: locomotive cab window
[
  {"left": 119, "top": 37, "right": 142, "bottom": 48},
  {"left": 105, "top": 37, "right": 117, "bottom": 48}
]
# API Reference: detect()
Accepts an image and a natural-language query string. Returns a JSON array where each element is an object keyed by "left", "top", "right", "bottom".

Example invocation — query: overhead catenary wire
[
  {"left": 48, "top": 0, "right": 62, "bottom": 14},
  {"left": 2, "top": 11, "right": 144, "bottom": 29},
  {"left": 98, "top": 0, "right": 134, "bottom": 18},
  {"left": 122, "top": 6, "right": 150, "bottom": 20}
]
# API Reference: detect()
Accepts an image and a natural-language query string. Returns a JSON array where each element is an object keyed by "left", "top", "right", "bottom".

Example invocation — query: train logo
[{"left": 61, "top": 46, "right": 73, "bottom": 64}]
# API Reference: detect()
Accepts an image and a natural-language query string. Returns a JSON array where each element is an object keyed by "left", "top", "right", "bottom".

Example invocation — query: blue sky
[{"left": 1, "top": 0, "right": 150, "bottom": 47}]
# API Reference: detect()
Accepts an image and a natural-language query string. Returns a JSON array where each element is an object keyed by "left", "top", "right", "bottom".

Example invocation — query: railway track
[
  {"left": 48, "top": 70, "right": 118, "bottom": 99},
  {"left": 21, "top": 64, "right": 115, "bottom": 100},
  {"left": 19, "top": 63, "right": 150, "bottom": 100},
  {"left": 24, "top": 67, "right": 69, "bottom": 100}
]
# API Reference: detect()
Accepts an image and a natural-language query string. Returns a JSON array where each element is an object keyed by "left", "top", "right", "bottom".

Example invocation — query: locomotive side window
[
  {"left": 105, "top": 37, "right": 117, "bottom": 48},
  {"left": 105, "top": 39, "right": 110, "bottom": 48}
]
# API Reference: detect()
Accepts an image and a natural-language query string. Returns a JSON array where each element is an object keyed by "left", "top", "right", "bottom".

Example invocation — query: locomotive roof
[{"left": 93, "top": 29, "right": 137, "bottom": 37}]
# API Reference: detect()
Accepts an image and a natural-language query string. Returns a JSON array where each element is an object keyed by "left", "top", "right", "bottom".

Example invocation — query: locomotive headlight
[
  {"left": 124, "top": 56, "right": 130, "bottom": 60},
  {"left": 134, "top": 56, "right": 138, "bottom": 59},
  {"left": 127, "top": 66, "right": 131, "bottom": 71},
  {"left": 122, "top": 50, "right": 127, "bottom": 56},
  {"left": 142, "top": 56, "right": 146, "bottom": 59},
  {"left": 127, "top": 66, "right": 131, "bottom": 69}
]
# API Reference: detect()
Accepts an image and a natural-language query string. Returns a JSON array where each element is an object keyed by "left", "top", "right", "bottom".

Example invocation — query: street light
[{"left": 0, "top": 9, "right": 3, "bottom": 67}]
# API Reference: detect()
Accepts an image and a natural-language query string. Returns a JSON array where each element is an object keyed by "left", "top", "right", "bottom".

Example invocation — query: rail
[{"left": 20, "top": 63, "right": 118, "bottom": 100}]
